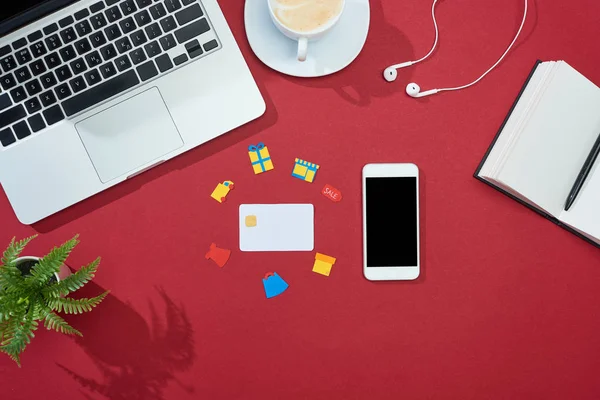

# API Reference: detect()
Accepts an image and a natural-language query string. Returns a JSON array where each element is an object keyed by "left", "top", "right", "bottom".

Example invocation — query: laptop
[{"left": 0, "top": 0, "right": 265, "bottom": 224}]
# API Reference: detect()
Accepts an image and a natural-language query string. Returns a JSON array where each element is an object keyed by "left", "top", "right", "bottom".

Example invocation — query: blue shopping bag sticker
[{"left": 262, "top": 272, "right": 289, "bottom": 299}]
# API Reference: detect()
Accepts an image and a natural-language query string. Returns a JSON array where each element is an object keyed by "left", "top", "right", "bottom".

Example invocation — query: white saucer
[{"left": 244, "top": 0, "right": 370, "bottom": 78}]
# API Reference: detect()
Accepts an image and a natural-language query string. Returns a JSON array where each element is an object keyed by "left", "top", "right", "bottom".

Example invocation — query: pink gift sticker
[{"left": 322, "top": 184, "right": 342, "bottom": 202}]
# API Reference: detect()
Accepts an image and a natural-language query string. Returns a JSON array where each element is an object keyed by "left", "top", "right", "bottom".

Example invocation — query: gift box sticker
[{"left": 248, "top": 143, "right": 274, "bottom": 175}]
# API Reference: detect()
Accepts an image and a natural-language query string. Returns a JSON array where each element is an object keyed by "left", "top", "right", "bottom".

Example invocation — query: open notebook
[{"left": 476, "top": 60, "right": 600, "bottom": 248}]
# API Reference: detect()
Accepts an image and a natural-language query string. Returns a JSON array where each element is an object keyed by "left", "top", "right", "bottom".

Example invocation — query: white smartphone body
[{"left": 362, "top": 163, "right": 420, "bottom": 281}]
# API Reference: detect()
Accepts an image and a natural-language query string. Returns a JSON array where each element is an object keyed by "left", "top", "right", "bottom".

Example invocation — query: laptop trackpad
[{"left": 76, "top": 87, "right": 183, "bottom": 183}]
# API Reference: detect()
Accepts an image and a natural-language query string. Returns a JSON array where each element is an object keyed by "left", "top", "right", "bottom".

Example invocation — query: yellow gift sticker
[
  {"left": 248, "top": 143, "right": 274, "bottom": 175},
  {"left": 312, "top": 253, "right": 336, "bottom": 276}
]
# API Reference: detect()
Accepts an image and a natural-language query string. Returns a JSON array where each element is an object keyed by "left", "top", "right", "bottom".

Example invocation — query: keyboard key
[
  {"left": 203, "top": 39, "right": 218, "bottom": 52},
  {"left": 63, "top": 70, "right": 139, "bottom": 116},
  {"left": 134, "top": 9, "right": 151, "bottom": 27},
  {"left": 10, "top": 86, "right": 27, "bottom": 103},
  {"left": 70, "top": 76, "right": 87, "bottom": 93},
  {"left": 0, "top": 93, "right": 11, "bottom": 111},
  {"left": 0, "top": 46, "right": 10, "bottom": 57},
  {"left": 28, "top": 114, "right": 46, "bottom": 132},
  {"left": 99, "top": 62, "right": 117, "bottom": 78},
  {"left": 0, "top": 128, "right": 16, "bottom": 147},
  {"left": 74, "top": 9, "right": 91, "bottom": 20},
  {"left": 136, "top": 0, "right": 153, "bottom": 8},
  {"left": 155, "top": 53, "right": 173, "bottom": 72},
  {"left": 129, "top": 48, "right": 146, "bottom": 65},
  {"left": 14, "top": 67, "right": 32, "bottom": 83},
  {"left": 173, "top": 53, "right": 187, "bottom": 66},
  {"left": 100, "top": 43, "right": 117, "bottom": 60},
  {"left": 30, "top": 41, "right": 48, "bottom": 58},
  {"left": 12, "top": 38, "right": 27, "bottom": 50},
  {"left": 116, "top": 37, "right": 133, "bottom": 54},
  {"left": 43, "top": 105, "right": 65, "bottom": 126},
  {"left": 75, "top": 38, "right": 92, "bottom": 55},
  {"left": 30, "top": 60, "right": 47, "bottom": 76},
  {"left": 175, "top": 4, "right": 203, "bottom": 26},
  {"left": 1, "top": 74, "right": 17, "bottom": 90},
  {"left": 1, "top": 56, "right": 17, "bottom": 73},
  {"left": 25, "top": 97, "right": 42, "bottom": 114},
  {"left": 60, "top": 27, "right": 78, "bottom": 44},
  {"left": 120, "top": 0, "right": 138, "bottom": 16},
  {"left": 159, "top": 33, "right": 176, "bottom": 51},
  {"left": 43, "top": 23, "right": 59, "bottom": 35},
  {"left": 174, "top": 18, "right": 209, "bottom": 44},
  {"left": 164, "top": 0, "right": 182, "bottom": 13},
  {"left": 13, "top": 121, "right": 31, "bottom": 139},
  {"left": 185, "top": 39, "right": 202, "bottom": 58},
  {"left": 107, "top": 0, "right": 120, "bottom": 5},
  {"left": 149, "top": 3, "right": 166, "bottom": 19},
  {"left": 130, "top": 30, "right": 147, "bottom": 46},
  {"left": 90, "top": 13, "right": 108, "bottom": 29},
  {"left": 59, "top": 45, "right": 77, "bottom": 62},
  {"left": 86, "top": 50, "right": 103, "bottom": 67},
  {"left": 15, "top": 49, "right": 32, "bottom": 65},
  {"left": 84, "top": 68, "right": 103, "bottom": 85},
  {"left": 105, "top": 24, "right": 122, "bottom": 41},
  {"left": 90, "top": 1, "right": 106, "bottom": 13},
  {"left": 25, "top": 79, "right": 42, "bottom": 96},
  {"left": 90, "top": 31, "right": 107, "bottom": 48},
  {"left": 40, "top": 90, "right": 57, "bottom": 107},
  {"left": 145, "top": 22, "right": 162, "bottom": 39},
  {"left": 45, "top": 34, "right": 62, "bottom": 50},
  {"left": 44, "top": 52, "right": 61, "bottom": 69},
  {"left": 59, "top": 16, "right": 74, "bottom": 28},
  {"left": 27, "top": 30, "right": 43, "bottom": 42},
  {"left": 55, "top": 65, "right": 73, "bottom": 82},
  {"left": 144, "top": 41, "right": 161, "bottom": 58},
  {"left": 159, "top": 15, "right": 176, "bottom": 32},
  {"left": 182, "top": 0, "right": 195, "bottom": 5},
  {"left": 55, "top": 83, "right": 72, "bottom": 100},
  {"left": 0, "top": 104, "right": 26, "bottom": 129},
  {"left": 40, "top": 72, "right": 57, "bottom": 89},
  {"left": 114, "top": 55, "right": 132, "bottom": 71},
  {"left": 70, "top": 58, "right": 88, "bottom": 75},
  {"left": 106, "top": 6, "right": 123, "bottom": 22},
  {"left": 120, "top": 17, "right": 137, "bottom": 34},
  {"left": 75, "top": 20, "right": 93, "bottom": 36}
]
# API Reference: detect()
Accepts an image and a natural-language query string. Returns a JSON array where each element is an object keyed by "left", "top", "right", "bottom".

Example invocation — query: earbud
[
  {"left": 405, "top": 83, "right": 439, "bottom": 98},
  {"left": 383, "top": 62, "right": 415, "bottom": 82}
]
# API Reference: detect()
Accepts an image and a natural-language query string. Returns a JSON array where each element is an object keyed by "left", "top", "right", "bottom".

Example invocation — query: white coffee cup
[{"left": 267, "top": 0, "right": 346, "bottom": 62}]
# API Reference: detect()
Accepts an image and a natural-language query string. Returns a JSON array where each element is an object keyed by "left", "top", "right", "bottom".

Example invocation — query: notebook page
[
  {"left": 495, "top": 62, "right": 600, "bottom": 217},
  {"left": 559, "top": 161, "right": 600, "bottom": 244}
]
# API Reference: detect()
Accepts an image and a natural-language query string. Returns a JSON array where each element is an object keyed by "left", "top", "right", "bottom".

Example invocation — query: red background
[{"left": 2, "top": 0, "right": 600, "bottom": 399}]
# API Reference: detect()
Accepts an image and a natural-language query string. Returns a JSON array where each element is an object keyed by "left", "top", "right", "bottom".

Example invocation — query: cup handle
[{"left": 297, "top": 37, "right": 308, "bottom": 62}]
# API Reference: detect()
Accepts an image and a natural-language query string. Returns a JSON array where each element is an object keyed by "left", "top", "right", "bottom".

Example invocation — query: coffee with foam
[{"left": 271, "top": 0, "right": 344, "bottom": 33}]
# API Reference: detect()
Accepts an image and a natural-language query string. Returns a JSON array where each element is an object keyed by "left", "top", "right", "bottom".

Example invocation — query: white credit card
[{"left": 239, "top": 204, "right": 314, "bottom": 252}]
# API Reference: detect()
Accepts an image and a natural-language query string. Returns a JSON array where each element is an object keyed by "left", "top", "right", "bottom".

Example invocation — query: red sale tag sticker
[{"left": 322, "top": 184, "right": 342, "bottom": 202}]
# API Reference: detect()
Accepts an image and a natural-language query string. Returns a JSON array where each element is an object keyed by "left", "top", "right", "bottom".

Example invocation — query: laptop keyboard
[{"left": 0, "top": 0, "right": 220, "bottom": 148}]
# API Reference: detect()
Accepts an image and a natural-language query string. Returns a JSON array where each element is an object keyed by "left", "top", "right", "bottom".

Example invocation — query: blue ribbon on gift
[{"left": 248, "top": 142, "right": 271, "bottom": 171}]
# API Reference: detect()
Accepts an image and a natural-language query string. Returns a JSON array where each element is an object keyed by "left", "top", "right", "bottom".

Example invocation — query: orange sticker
[{"left": 322, "top": 184, "right": 342, "bottom": 202}]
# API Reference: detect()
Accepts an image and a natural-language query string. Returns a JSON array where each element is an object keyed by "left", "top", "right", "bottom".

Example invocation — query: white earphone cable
[
  {"left": 389, "top": 0, "right": 440, "bottom": 69},
  {"left": 438, "top": 0, "right": 528, "bottom": 93}
]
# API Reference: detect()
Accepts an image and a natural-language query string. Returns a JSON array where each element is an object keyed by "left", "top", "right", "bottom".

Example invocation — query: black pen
[{"left": 564, "top": 133, "right": 600, "bottom": 211}]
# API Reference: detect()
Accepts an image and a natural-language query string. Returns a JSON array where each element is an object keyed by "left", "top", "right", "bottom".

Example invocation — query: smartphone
[{"left": 362, "top": 163, "right": 420, "bottom": 281}]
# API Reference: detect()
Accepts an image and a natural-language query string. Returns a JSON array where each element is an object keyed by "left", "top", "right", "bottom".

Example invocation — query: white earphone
[{"left": 384, "top": 0, "right": 528, "bottom": 98}]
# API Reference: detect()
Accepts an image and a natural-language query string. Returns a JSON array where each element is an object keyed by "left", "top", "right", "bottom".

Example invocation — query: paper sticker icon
[
  {"left": 321, "top": 184, "right": 342, "bottom": 202},
  {"left": 312, "top": 253, "right": 337, "bottom": 276},
  {"left": 211, "top": 181, "right": 234, "bottom": 203},
  {"left": 263, "top": 272, "right": 289, "bottom": 298},
  {"left": 245, "top": 215, "right": 257, "bottom": 227},
  {"left": 292, "top": 158, "right": 320, "bottom": 183},
  {"left": 205, "top": 243, "right": 231, "bottom": 268},
  {"left": 248, "top": 143, "right": 274, "bottom": 174}
]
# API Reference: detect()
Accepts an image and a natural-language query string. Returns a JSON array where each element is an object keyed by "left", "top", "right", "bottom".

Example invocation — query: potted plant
[{"left": 0, "top": 235, "right": 108, "bottom": 367}]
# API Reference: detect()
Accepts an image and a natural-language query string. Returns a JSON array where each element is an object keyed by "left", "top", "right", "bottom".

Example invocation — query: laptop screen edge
[{"left": 0, "top": 0, "right": 80, "bottom": 37}]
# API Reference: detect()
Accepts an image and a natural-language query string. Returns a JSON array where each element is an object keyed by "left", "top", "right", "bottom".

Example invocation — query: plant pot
[{"left": 14, "top": 256, "right": 72, "bottom": 283}]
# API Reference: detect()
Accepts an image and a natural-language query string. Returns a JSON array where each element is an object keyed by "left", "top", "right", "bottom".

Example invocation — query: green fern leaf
[
  {"left": 0, "top": 304, "right": 39, "bottom": 367},
  {"left": 1, "top": 235, "right": 37, "bottom": 267},
  {"left": 49, "top": 291, "right": 109, "bottom": 315},
  {"left": 26, "top": 236, "right": 79, "bottom": 286},
  {"left": 43, "top": 258, "right": 100, "bottom": 298},
  {"left": 43, "top": 311, "right": 82, "bottom": 337}
]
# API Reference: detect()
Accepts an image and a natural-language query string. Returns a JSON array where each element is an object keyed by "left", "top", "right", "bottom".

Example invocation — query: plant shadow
[
  {"left": 280, "top": 0, "right": 416, "bottom": 106},
  {"left": 58, "top": 283, "right": 195, "bottom": 400}
]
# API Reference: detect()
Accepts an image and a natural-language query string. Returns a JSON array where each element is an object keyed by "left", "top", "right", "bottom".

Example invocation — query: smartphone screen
[{"left": 365, "top": 177, "right": 418, "bottom": 267}]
